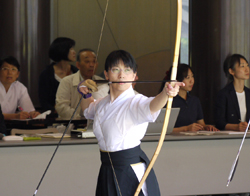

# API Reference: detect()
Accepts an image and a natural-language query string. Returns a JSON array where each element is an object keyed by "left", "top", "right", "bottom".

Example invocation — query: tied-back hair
[
  {"left": 165, "top": 63, "right": 192, "bottom": 82},
  {"left": 223, "top": 53, "right": 248, "bottom": 82},
  {"left": 104, "top": 50, "right": 137, "bottom": 73},
  {"left": 0, "top": 56, "right": 21, "bottom": 71},
  {"left": 49, "top": 37, "right": 75, "bottom": 62}
]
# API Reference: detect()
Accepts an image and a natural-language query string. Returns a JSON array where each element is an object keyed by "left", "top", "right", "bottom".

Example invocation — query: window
[{"left": 180, "top": 0, "right": 189, "bottom": 64}]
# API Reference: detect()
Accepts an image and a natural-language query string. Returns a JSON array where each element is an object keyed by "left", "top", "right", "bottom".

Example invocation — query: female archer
[{"left": 78, "top": 50, "right": 184, "bottom": 196}]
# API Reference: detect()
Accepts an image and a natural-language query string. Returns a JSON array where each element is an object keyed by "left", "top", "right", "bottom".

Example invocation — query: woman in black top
[
  {"left": 215, "top": 54, "right": 250, "bottom": 131},
  {"left": 38, "top": 37, "right": 78, "bottom": 114},
  {"left": 165, "top": 64, "right": 218, "bottom": 132}
]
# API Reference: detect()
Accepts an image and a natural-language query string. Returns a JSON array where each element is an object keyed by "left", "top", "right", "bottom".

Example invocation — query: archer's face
[{"left": 104, "top": 61, "right": 137, "bottom": 93}]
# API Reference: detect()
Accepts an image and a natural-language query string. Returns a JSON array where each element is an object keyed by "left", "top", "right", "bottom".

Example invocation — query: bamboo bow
[{"left": 134, "top": 0, "right": 182, "bottom": 195}]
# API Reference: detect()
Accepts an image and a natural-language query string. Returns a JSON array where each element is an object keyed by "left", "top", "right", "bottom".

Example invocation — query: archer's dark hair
[
  {"left": 48, "top": 37, "right": 75, "bottom": 62},
  {"left": 77, "top": 48, "right": 96, "bottom": 62},
  {"left": 223, "top": 54, "right": 248, "bottom": 82},
  {"left": 104, "top": 50, "right": 137, "bottom": 73},
  {"left": 165, "top": 63, "right": 192, "bottom": 82},
  {"left": 0, "top": 56, "right": 20, "bottom": 71}
]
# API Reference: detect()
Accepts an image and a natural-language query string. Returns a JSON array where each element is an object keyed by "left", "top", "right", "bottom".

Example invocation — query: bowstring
[
  {"left": 96, "top": 0, "right": 109, "bottom": 59},
  {"left": 95, "top": 0, "right": 123, "bottom": 195}
]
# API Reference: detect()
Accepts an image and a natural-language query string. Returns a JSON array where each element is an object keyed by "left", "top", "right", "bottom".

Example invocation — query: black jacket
[
  {"left": 38, "top": 63, "right": 78, "bottom": 111},
  {"left": 215, "top": 82, "right": 250, "bottom": 130}
]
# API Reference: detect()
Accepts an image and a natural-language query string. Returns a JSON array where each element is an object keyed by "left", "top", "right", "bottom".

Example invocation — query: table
[
  {"left": 1, "top": 133, "right": 250, "bottom": 196},
  {"left": 4, "top": 117, "right": 87, "bottom": 135}
]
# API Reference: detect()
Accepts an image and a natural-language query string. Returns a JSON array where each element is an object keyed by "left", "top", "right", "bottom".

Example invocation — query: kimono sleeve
[
  {"left": 18, "top": 84, "right": 35, "bottom": 112},
  {"left": 130, "top": 95, "right": 161, "bottom": 124},
  {"left": 84, "top": 100, "right": 99, "bottom": 120}
]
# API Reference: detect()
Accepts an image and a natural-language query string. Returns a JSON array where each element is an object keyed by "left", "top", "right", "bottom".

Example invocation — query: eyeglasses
[
  {"left": 1, "top": 67, "right": 18, "bottom": 72},
  {"left": 110, "top": 67, "right": 133, "bottom": 75}
]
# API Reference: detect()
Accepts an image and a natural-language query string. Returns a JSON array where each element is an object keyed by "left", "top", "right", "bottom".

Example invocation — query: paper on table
[
  {"left": 196, "top": 131, "right": 215, "bottom": 135},
  {"left": 2, "top": 135, "right": 23, "bottom": 141},
  {"left": 37, "top": 133, "right": 71, "bottom": 138},
  {"left": 198, "top": 131, "right": 250, "bottom": 135},
  {"left": 81, "top": 132, "right": 95, "bottom": 138},
  {"left": 180, "top": 131, "right": 214, "bottom": 136},
  {"left": 71, "top": 129, "right": 95, "bottom": 138},
  {"left": 12, "top": 110, "right": 52, "bottom": 121},
  {"left": 213, "top": 131, "right": 249, "bottom": 135},
  {"left": 180, "top": 131, "right": 199, "bottom": 135},
  {"left": 33, "top": 110, "right": 51, "bottom": 119}
]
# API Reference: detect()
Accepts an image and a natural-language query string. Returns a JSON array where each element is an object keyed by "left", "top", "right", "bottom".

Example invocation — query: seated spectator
[
  {"left": 38, "top": 37, "right": 78, "bottom": 114},
  {"left": 215, "top": 54, "right": 250, "bottom": 131},
  {"left": 0, "top": 56, "right": 40, "bottom": 119},
  {"left": 55, "top": 49, "right": 109, "bottom": 118},
  {"left": 165, "top": 64, "right": 218, "bottom": 132}
]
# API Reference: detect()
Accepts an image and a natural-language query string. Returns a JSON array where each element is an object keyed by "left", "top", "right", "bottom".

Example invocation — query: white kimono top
[
  {"left": 84, "top": 86, "right": 160, "bottom": 152},
  {"left": 0, "top": 81, "right": 35, "bottom": 114}
]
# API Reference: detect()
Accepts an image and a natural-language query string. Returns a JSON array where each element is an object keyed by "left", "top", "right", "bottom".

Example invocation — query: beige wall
[
  {"left": 51, "top": 0, "right": 178, "bottom": 97},
  {"left": 220, "top": 0, "right": 250, "bottom": 88}
]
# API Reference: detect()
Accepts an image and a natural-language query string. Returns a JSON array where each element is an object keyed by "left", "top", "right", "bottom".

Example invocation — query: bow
[{"left": 134, "top": 0, "right": 182, "bottom": 195}]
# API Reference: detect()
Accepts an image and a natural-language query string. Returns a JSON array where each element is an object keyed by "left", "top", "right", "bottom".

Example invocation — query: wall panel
[{"left": 52, "top": 0, "right": 177, "bottom": 96}]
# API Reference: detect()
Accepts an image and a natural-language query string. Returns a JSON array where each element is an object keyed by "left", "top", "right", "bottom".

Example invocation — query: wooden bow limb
[{"left": 134, "top": 0, "right": 182, "bottom": 195}]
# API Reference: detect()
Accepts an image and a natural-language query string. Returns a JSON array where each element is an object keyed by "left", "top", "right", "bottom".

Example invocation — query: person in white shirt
[
  {"left": 0, "top": 56, "right": 40, "bottom": 119},
  {"left": 55, "top": 49, "right": 109, "bottom": 118},
  {"left": 78, "top": 50, "right": 184, "bottom": 196}
]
